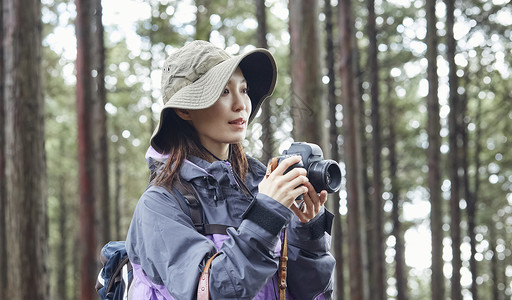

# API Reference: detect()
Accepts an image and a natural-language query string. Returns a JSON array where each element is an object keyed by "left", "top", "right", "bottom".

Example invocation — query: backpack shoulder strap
[
  {"left": 172, "top": 179, "right": 232, "bottom": 236},
  {"left": 174, "top": 181, "right": 203, "bottom": 233}
]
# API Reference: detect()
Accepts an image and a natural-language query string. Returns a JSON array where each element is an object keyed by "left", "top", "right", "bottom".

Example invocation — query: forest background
[{"left": 1, "top": 0, "right": 512, "bottom": 299}]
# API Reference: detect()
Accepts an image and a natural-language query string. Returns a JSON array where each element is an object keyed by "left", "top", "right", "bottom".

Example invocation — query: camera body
[{"left": 277, "top": 142, "right": 342, "bottom": 193}]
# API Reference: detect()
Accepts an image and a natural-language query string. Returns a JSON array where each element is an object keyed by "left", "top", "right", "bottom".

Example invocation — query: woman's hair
[{"left": 152, "top": 109, "right": 249, "bottom": 188}]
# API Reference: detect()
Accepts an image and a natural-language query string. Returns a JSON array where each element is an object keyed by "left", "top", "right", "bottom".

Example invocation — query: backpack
[
  {"left": 95, "top": 241, "right": 132, "bottom": 300},
  {"left": 95, "top": 181, "right": 230, "bottom": 300}
]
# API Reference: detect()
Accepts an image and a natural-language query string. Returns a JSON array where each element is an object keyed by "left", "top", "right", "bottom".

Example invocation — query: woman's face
[{"left": 178, "top": 67, "right": 252, "bottom": 156}]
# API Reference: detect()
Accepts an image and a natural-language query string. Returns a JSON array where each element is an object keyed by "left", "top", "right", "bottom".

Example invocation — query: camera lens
[{"left": 308, "top": 160, "right": 342, "bottom": 193}]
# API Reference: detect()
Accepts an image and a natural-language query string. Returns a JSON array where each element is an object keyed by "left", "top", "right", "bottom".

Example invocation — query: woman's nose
[{"left": 232, "top": 92, "right": 247, "bottom": 111}]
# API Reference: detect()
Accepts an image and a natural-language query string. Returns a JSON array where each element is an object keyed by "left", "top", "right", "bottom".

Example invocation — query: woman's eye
[
  {"left": 242, "top": 87, "right": 249, "bottom": 94},
  {"left": 223, "top": 88, "right": 229, "bottom": 94}
]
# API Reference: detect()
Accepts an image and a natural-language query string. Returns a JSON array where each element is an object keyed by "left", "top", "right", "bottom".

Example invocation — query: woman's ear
[{"left": 174, "top": 108, "right": 192, "bottom": 120}]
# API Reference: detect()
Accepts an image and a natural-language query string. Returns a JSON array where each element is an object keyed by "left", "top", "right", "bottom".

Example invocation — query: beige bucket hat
[{"left": 151, "top": 40, "right": 277, "bottom": 152}]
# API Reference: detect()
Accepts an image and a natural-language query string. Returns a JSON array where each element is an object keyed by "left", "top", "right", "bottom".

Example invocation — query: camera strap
[{"left": 266, "top": 158, "right": 288, "bottom": 300}]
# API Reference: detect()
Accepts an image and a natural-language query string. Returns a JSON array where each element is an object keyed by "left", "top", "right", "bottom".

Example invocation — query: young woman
[{"left": 126, "top": 40, "right": 335, "bottom": 299}]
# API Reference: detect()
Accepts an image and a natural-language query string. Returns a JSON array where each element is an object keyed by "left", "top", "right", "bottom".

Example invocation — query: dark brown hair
[{"left": 152, "top": 109, "right": 249, "bottom": 188}]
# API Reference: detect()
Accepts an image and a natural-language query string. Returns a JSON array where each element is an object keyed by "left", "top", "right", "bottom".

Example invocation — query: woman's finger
[
  {"left": 290, "top": 202, "right": 309, "bottom": 223},
  {"left": 319, "top": 190, "right": 328, "bottom": 206},
  {"left": 269, "top": 155, "right": 302, "bottom": 177},
  {"left": 301, "top": 187, "right": 316, "bottom": 215}
]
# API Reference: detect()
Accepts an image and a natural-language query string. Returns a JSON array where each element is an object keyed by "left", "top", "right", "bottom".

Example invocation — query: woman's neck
[{"left": 201, "top": 143, "right": 230, "bottom": 162}]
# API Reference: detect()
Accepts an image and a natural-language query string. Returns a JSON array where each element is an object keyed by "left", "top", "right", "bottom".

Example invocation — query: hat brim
[{"left": 151, "top": 48, "right": 277, "bottom": 152}]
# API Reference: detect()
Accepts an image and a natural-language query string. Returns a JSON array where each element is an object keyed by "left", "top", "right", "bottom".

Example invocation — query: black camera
[{"left": 276, "top": 142, "right": 342, "bottom": 193}]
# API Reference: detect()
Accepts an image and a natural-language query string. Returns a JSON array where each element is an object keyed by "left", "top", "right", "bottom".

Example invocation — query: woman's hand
[
  {"left": 290, "top": 182, "right": 328, "bottom": 223},
  {"left": 258, "top": 155, "right": 309, "bottom": 209}
]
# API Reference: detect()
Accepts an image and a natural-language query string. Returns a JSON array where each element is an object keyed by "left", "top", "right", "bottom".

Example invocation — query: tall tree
[
  {"left": 386, "top": 76, "right": 409, "bottom": 300},
  {"left": 195, "top": 0, "right": 212, "bottom": 41},
  {"left": 354, "top": 2, "right": 371, "bottom": 289},
  {"left": 76, "top": 0, "right": 98, "bottom": 298},
  {"left": 92, "top": 0, "right": 110, "bottom": 245},
  {"left": 467, "top": 96, "right": 482, "bottom": 300},
  {"left": 445, "top": 0, "right": 462, "bottom": 299},
  {"left": 325, "top": 0, "right": 345, "bottom": 298},
  {"left": 0, "top": 0, "right": 6, "bottom": 297},
  {"left": 56, "top": 136, "right": 68, "bottom": 300},
  {"left": 425, "top": 0, "right": 445, "bottom": 299},
  {"left": 366, "top": 0, "right": 385, "bottom": 298},
  {"left": 339, "top": 0, "right": 369, "bottom": 299},
  {"left": 288, "top": 0, "right": 324, "bottom": 145},
  {"left": 113, "top": 142, "right": 122, "bottom": 239},
  {"left": 255, "top": 0, "right": 274, "bottom": 163},
  {"left": 489, "top": 222, "right": 499, "bottom": 300},
  {"left": 3, "top": 0, "right": 48, "bottom": 299},
  {"left": 458, "top": 64, "right": 477, "bottom": 300}
]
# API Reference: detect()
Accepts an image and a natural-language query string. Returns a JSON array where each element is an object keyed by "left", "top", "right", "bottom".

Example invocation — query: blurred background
[{"left": 1, "top": 0, "right": 512, "bottom": 299}]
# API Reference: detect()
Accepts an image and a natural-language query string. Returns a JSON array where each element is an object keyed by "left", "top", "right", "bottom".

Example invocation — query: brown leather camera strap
[
  {"left": 279, "top": 228, "right": 288, "bottom": 300},
  {"left": 266, "top": 157, "right": 288, "bottom": 299},
  {"left": 197, "top": 252, "right": 221, "bottom": 300}
]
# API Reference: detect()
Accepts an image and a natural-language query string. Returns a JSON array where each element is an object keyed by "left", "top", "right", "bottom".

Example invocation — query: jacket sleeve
[
  {"left": 126, "top": 186, "right": 294, "bottom": 299},
  {"left": 286, "top": 207, "right": 336, "bottom": 300}
]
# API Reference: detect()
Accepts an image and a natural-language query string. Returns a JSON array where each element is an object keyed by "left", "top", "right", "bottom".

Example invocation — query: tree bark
[
  {"left": 325, "top": 0, "right": 345, "bottom": 299},
  {"left": 93, "top": 0, "right": 110, "bottom": 246},
  {"left": 425, "top": 0, "right": 445, "bottom": 299},
  {"left": 57, "top": 137, "right": 68, "bottom": 300},
  {"left": 289, "top": 0, "right": 324, "bottom": 146},
  {"left": 339, "top": 0, "right": 369, "bottom": 299},
  {"left": 467, "top": 96, "right": 482, "bottom": 300},
  {"left": 386, "top": 76, "right": 409, "bottom": 300},
  {"left": 195, "top": 0, "right": 212, "bottom": 41},
  {"left": 0, "top": 0, "right": 6, "bottom": 297},
  {"left": 76, "top": 0, "right": 98, "bottom": 298},
  {"left": 355, "top": 9, "right": 371, "bottom": 293},
  {"left": 366, "top": 0, "right": 385, "bottom": 298},
  {"left": 3, "top": 0, "right": 48, "bottom": 298},
  {"left": 445, "top": 1, "right": 462, "bottom": 299},
  {"left": 255, "top": 0, "right": 274, "bottom": 163},
  {"left": 114, "top": 148, "right": 122, "bottom": 239},
  {"left": 489, "top": 224, "right": 499, "bottom": 300}
]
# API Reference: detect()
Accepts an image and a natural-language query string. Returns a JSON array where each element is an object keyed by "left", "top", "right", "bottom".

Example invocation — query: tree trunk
[
  {"left": 148, "top": 1, "right": 157, "bottom": 136},
  {"left": 0, "top": 0, "right": 6, "bottom": 297},
  {"left": 114, "top": 149, "right": 122, "bottom": 239},
  {"left": 489, "top": 224, "right": 499, "bottom": 300},
  {"left": 354, "top": 10, "right": 371, "bottom": 294},
  {"left": 288, "top": 0, "right": 324, "bottom": 146},
  {"left": 93, "top": 0, "right": 110, "bottom": 246},
  {"left": 57, "top": 137, "right": 68, "bottom": 300},
  {"left": 338, "top": 0, "right": 369, "bottom": 299},
  {"left": 459, "top": 70, "right": 476, "bottom": 300},
  {"left": 386, "top": 76, "right": 409, "bottom": 300},
  {"left": 425, "top": 0, "right": 445, "bottom": 299},
  {"left": 325, "top": 0, "right": 344, "bottom": 299},
  {"left": 3, "top": 0, "right": 48, "bottom": 299},
  {"left": 445, "top": 0, "right": 462, "bottom": 299},
  {"left": 255, "top": 0, "right": 274, "bottom": 163},
  {"left": 76, "top": 0, "right": 98, "bottom": 298},
  {"left": 367, "top": 0, "right": 385, "bottom": 298},
  {"left": 195, "top": 0, "right": 212, "bottom": 41},
  {"left": 467, "top": 97, "right": 482, "bottom": 300}
]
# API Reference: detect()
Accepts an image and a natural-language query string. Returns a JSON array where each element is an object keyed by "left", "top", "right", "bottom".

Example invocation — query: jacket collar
[{"left": 180, "top": 155, "right": 232, "bottom": 182}]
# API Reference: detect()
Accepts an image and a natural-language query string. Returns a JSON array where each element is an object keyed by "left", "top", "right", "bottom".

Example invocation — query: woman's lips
[
  {"left": 229, "top": 118, "right": 246, "bottom": 130},
  {"left": 229, "top": 118, "right": 246, "bottom": 125}
]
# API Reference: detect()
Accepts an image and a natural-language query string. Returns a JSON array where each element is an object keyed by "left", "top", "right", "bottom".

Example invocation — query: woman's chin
[{"left": 226, "top": 133, "right": 247, "bottom": 144}]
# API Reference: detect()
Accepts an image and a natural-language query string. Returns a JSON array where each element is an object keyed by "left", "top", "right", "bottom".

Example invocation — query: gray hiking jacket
[{"left": 125, "top": 154, "right": 335, "bottom": 299}]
